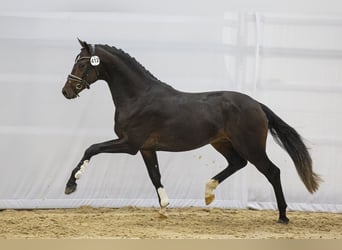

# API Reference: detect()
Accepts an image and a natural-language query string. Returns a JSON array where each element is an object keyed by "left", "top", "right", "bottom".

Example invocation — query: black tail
[{"left": 260, "top": 103, "right": 322, "bottom": 193}]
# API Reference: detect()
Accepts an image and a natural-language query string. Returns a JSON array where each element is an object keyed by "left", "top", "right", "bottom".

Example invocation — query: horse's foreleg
[
  {"left": 65, "top": 137, "right": 137, "bottom": 195},
  {"left": 140, "top": 150, "right": 169, "bottom": 217}
]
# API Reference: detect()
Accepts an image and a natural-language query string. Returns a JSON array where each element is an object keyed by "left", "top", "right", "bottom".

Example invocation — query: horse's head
[{"left": 62, "top": 39, "right": 101, "bottom": 99}]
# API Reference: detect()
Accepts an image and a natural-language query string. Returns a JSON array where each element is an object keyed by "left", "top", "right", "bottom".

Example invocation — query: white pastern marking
[
  {"left": 74, "top": 160, "right": 89, "bottom": 179},
  {"left": 205, "top": 179, "right": 219, "bottom": 197},
  {"left": 157, "top": 187, "right": 170, "bottom": 208}
]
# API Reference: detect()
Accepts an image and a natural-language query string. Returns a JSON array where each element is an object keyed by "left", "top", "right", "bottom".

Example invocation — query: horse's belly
[{"left": 141, "top": 125, "right": 225, "bottom": 152}]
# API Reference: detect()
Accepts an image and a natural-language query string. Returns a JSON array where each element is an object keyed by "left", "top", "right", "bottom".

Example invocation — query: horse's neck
[
  {"left": 99, "top": 49, "right": 176, "bottom": 107},
  {"left": 103, "top": 63, "right": 155, "bottom": 107}
]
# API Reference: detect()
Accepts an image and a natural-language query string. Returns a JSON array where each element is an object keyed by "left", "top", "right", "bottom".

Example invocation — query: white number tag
[{"left": 90, "top": 56, "right": 100, "bottom": 66}]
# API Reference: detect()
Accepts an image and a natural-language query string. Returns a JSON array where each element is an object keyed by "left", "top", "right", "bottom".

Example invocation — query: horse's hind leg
[
  {"left": 251, "top": 154, "right": 289, "bottom": 224},
  {"left": 234, "top": 131, "right": 289, "bottom": 223},
  {"left": 205, "top": 141, "right": 247, "bottom": 205},
  {"left": 140, "top": 150, "right": 169, "bottom": 217}
]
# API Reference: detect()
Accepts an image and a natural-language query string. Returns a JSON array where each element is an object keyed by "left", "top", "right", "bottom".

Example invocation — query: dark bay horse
[{"left": 62, "top": 39, "right": 321, "bottom": 223}]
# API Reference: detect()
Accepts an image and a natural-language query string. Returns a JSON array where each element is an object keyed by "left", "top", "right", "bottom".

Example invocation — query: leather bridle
[
  {"left": 68, "top": 56, "right": 92, "bottom": 90},
  {"left": 67, "top": 45, "right": 98, "bottom": 93}
]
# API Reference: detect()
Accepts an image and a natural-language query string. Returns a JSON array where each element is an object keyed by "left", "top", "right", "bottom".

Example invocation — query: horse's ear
[{"left": 77, "top": 38, "right": 91, "bottom": 53}]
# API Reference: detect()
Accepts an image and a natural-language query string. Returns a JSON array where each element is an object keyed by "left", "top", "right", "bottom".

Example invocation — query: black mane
[{"left": 100, "top": 44, "right": 161, "bottom": 82}]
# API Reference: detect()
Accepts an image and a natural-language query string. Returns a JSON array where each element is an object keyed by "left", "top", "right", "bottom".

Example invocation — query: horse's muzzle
[{"left": 62, "top": 87, "right": 77, "bottom": 99}]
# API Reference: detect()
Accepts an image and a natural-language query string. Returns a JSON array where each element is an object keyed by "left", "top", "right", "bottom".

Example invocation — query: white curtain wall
[{"left": 1, "top": 5, "right": 342, "bottom": 212}]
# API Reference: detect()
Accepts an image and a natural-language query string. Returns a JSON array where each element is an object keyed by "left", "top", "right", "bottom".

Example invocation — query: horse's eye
[
  {"left": 75, "top": 83, "right": 83, "bottom": 90},
  {"left": 78, "top": 63, "right": 86, "bottom": 69}
]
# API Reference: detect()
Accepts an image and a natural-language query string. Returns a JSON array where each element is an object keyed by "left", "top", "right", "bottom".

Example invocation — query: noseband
[
  {"left": 67, "top": 73, "right": 90, "bottom": 93},
  {"left": 68, "top": 74, "right": 90, "bottom": 90}
]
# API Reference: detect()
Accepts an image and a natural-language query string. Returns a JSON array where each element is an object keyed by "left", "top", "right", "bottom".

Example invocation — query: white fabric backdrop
[{"left": 1, "top": 1, "right": 342, "bottom": 212}]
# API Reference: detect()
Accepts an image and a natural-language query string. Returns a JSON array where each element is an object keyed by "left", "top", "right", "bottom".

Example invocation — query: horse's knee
[{"left": 84, "top": 144, "right": 99, "bottom": 159}]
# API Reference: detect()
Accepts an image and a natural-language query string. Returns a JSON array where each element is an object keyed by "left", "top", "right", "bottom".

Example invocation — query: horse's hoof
[
  {"left": 157, "top": 187, "right": 170, "bottom": 208},
  {"left": 277, "top": 217, "right": 289, "bottom": 224},
  {"left": 161, "top": 201, "right": 170, "bottom": 208},
  {"left": 205, "top": 194, "right": 215, "bottom": 205},
  {"left": 157, "top": 208, "right": 168, "bottom": 219},
  {"left": 65, "top": 183, "right": 77, "bottom": 195}
]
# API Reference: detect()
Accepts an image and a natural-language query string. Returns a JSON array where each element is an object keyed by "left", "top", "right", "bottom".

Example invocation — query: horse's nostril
[{"left": 62, "top": 89, "right": 67, "bottom": 97}]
